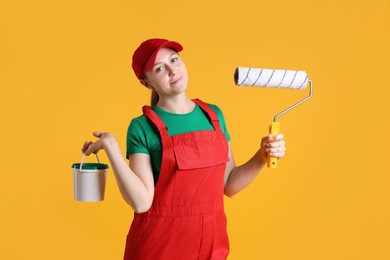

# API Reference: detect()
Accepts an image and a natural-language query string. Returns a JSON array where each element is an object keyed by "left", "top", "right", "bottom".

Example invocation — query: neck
[{"left": 156, "top": 93, "right": 195, "bottom": 114}]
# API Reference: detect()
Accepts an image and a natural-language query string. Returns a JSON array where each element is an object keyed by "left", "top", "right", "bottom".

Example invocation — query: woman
[{"left": 82, "top": 38, "right": 286, "bottom": 259}]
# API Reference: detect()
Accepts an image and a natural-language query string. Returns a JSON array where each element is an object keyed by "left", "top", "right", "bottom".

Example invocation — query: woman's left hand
[{"left": 260, "top": 133, "right": 286, "bottom": 161}]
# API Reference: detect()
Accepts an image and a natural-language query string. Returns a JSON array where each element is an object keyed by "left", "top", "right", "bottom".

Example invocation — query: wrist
[
  {"left": 258, "top": 148, "right": 268, "bottom": 164},
  {"left": 102, "top": 134, "right": 118, "bottom": 150}
]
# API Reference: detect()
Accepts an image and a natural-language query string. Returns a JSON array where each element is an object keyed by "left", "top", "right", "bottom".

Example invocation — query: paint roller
[{"left": 234, "top": 67, "right": 313, "bottom": 168}]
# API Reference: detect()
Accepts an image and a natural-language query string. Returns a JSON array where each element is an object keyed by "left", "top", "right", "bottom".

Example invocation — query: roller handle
[{"left": 268, "top": 122, "right": 281, "bottom": 168}]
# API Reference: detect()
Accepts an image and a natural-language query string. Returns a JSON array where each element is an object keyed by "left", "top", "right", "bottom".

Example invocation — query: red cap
[{"left": 132, "top": 38, "right": 183, "bottom": 79}]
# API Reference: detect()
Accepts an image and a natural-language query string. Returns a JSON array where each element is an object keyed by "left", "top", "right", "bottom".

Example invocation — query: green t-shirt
[{"left": 126, "top": 103, "right": 230, "bottom": 185}]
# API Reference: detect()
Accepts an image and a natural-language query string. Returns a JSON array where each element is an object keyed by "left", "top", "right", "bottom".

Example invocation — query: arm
[
  {"left": 83, "top": 131, "right": 154, "bottom": 213},
  {"left": 223, "top": 133, "right": 286, "bottom": 197}
]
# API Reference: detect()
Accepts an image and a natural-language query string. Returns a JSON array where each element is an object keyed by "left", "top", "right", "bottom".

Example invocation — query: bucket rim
[{"left": 71, "top": 163, "right": 109, "bottom": 170}]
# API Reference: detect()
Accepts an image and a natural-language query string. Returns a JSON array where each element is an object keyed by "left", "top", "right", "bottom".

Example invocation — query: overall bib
[{"left": 124, "top": 99, "right": 230, "bottom": 260}]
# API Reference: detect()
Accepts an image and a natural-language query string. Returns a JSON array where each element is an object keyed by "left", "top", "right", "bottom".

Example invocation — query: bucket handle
[{"left": 80, "top": 153, "right": 101, "bottom": 170}]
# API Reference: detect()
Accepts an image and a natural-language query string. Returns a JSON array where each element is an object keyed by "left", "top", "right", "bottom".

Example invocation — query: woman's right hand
[{"left": 82, "top": 131, "right": 116, "bottom": 155}]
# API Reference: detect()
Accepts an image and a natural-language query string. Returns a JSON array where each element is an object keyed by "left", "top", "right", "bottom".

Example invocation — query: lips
[{"left": 170, "top": 75, "right": 182, "bottom": 84}]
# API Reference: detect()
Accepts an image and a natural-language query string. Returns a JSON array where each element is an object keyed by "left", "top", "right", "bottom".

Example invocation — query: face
[{"left": 142, "top": 48, "right": 188, "bottom": 99}]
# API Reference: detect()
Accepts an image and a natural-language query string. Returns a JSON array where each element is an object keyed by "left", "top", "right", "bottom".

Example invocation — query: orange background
[{"left": 1, "top": 0, "right": 389, "bottom": 259}]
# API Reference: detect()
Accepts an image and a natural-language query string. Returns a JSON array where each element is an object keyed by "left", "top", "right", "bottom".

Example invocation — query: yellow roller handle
[{"left": 268, "top": 122, "right": 281, "bottom": 168}]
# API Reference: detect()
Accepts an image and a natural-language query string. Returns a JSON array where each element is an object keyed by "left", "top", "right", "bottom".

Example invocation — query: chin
[
  {"left": 171, "top": 78, "right": 188, "bottom": 91},
  {"left": 176, "top": 84, "right": 188, "bottom": 93}
]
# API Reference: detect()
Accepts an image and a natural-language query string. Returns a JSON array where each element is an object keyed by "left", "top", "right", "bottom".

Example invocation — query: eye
[
  {"left": 171, "top": 56, "right": 179, "bottom": 63},
  {"left": 155, "top": 66, "right": 164, "bottom": 73}
]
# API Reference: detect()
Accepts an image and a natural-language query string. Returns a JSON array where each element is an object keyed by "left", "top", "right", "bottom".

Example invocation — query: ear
[{"left": 140, "top": 79, "right": 152, "bottom": 89}]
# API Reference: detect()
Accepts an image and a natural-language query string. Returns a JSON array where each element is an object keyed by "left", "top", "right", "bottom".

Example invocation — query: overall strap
[
  {"left": 192, "top": 99, "right": 222, "bottom": 132},
  {"left": 142, "top": 105, "right": 172, "bottom": 148}
]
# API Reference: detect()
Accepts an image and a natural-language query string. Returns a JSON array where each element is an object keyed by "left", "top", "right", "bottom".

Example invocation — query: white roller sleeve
[{"left": 234, "top": 67, "right": 308, "bottom": 89}]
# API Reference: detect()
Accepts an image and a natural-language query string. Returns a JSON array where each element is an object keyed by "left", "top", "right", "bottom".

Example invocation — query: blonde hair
[
  {"left": 151, "top": 89, "right": 159, "bottom": 107},
  {"left": 142, "top": 74, "right": 159, "bottom": 107}
]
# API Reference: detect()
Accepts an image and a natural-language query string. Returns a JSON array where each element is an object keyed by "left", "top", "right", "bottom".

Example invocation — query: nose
[{"left": 167, "top": 65, "right": 177, "bottom": 76}]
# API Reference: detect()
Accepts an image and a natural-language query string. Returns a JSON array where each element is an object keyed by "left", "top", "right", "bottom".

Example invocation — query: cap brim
[{"left": 143, "top": 41, "right": 183, "bottom": 75}]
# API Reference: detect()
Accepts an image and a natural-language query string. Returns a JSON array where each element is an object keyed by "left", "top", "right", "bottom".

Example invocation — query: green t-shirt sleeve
[
  {"left": 126, "top": 117, "right": 150, "bottom": 159},
  {"left": 208, "top": 104, "right": 231, "bottom": 142}
]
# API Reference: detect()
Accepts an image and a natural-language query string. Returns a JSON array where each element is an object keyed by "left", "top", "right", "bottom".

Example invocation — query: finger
[
  {"left": 267, "top": 146, "right": 286, "bottom": 154},
  {"left": 260, "top": 136, "right": 268, "bottom": 146},
  {"left": 273, "top": 133, "right": 284, "bottom": 141},
  {"left": 268, "top": 139, "right": 286, "bottom": 148},
  {"left": 93, "top": 131, "right": 102, "bottom": 138},
  {"left": 85, "top": 144, "right": 94, "bottom": 156},
  {"left": 267, "top": 147, "right": 286, "bottom": 157},
  {"left": 81, "top": 141, "right": 91, "bottom": 153},
  {"left": 269, "top": 152, "right": 285, "bottom": 158}
]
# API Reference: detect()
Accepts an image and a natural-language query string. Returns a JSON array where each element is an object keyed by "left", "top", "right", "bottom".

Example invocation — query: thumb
[{"left": 93, "top": 131, "right": 102, "bottom": 138}]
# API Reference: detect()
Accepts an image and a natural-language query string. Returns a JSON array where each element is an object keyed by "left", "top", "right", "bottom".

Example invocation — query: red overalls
[{"left": 124, "top": 99, "right": 230, "bottom": 260}]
